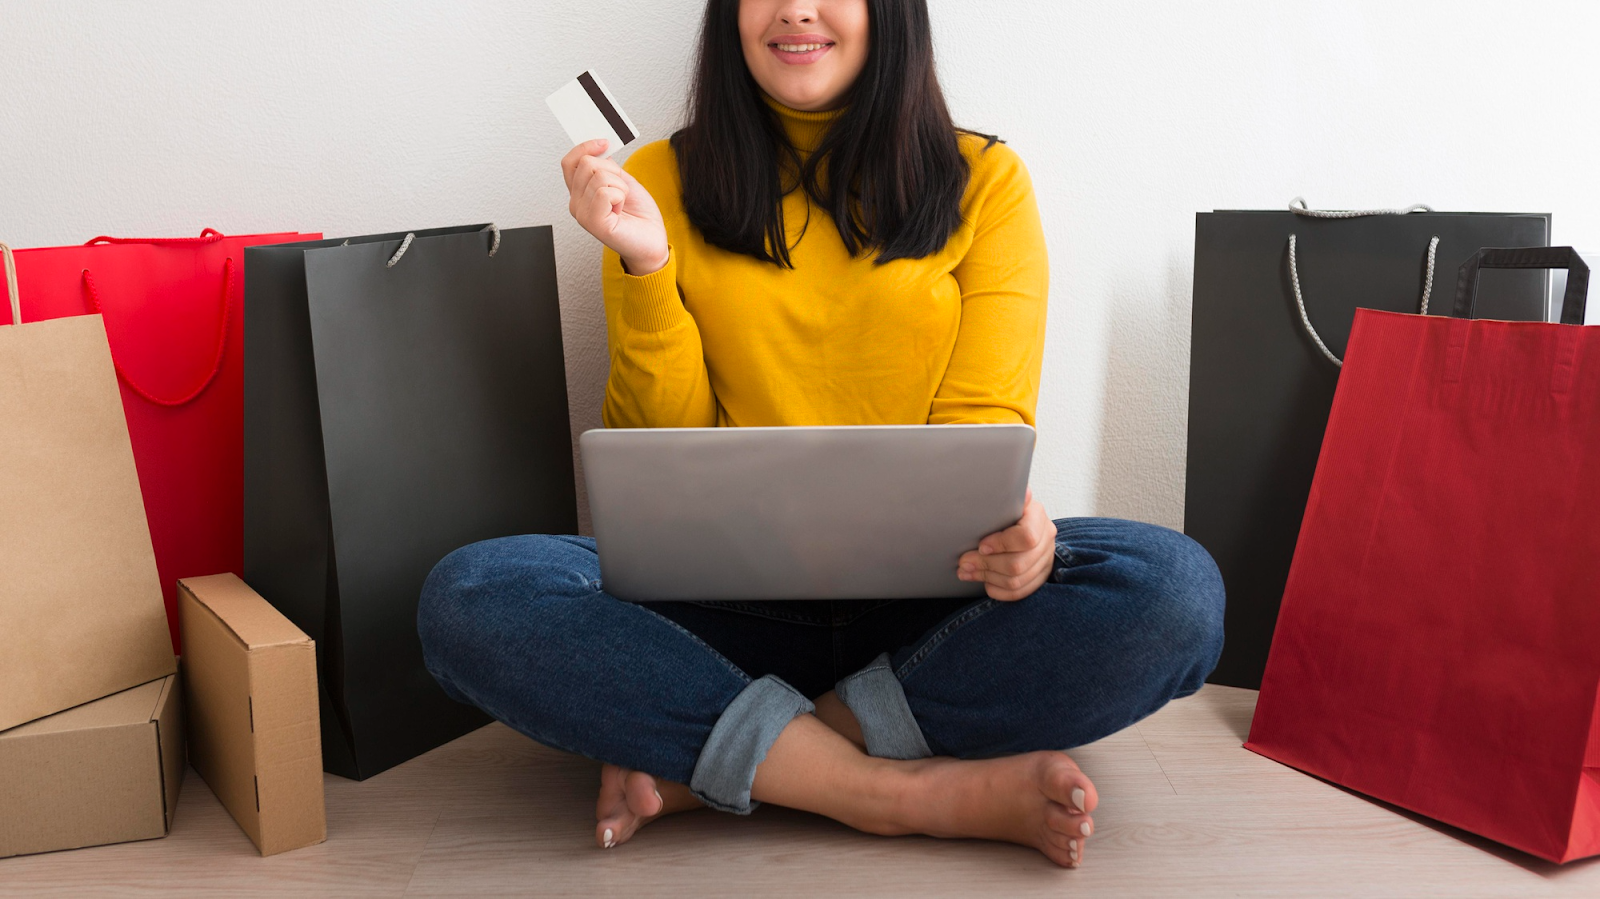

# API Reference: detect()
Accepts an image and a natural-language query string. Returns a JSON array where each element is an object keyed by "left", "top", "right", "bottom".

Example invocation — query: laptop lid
[{"left": 581, "top": 424, "right": 1035, "bottom": 601}]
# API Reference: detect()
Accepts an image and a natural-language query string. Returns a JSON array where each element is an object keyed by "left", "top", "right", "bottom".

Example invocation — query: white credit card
[{"left": 546, "top": 71, "right": 639, "bottom": 158}]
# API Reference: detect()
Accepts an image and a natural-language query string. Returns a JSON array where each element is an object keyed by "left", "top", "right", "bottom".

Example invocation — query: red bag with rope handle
[{"left": 2, "top": 229, "right": 318, "bottom": 651}]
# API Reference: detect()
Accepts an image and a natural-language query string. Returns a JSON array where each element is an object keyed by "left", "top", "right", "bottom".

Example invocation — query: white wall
[{"left": 4, "top": 0, "right": 1597, "bottom": 533}]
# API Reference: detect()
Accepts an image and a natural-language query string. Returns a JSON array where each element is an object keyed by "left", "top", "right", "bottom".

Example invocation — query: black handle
[{"left": 1453, "top": 246, "right": 1589, "bottom": 324}]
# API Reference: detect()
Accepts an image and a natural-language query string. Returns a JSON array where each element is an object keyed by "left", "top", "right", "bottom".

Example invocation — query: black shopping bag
[
  {"left": 244, "top": 224, "right": 577, "bottom": 779},
  {"left": 1186, "top": 202, "right": 1549, "bottom": 689}
]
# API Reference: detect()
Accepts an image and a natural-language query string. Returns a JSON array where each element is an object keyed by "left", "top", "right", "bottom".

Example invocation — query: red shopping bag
[
  {"left": 1246, "top": 247, "right": 1599, "bottom": 863},
  {"left": 3, "top": 229, "right": 319, "bottom": 651}
]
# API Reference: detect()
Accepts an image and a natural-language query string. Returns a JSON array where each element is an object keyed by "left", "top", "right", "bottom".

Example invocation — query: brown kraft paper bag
[{"left": 0, "top": 242, "right": 175, "bottom": 731}]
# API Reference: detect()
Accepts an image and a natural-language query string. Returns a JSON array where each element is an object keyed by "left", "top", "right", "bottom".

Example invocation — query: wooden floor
[{"left": 3, "top": 685, "right": 1596, "bottom": 897}]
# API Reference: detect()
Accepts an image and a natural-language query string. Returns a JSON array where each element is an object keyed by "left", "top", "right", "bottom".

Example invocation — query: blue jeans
[{"left": 418, "top": 517, "right": 1224, "bottom": 815}]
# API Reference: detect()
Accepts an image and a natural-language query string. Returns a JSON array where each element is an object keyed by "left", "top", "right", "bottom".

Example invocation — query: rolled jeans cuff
[
  {"left": 835, "top": 652, "right": 933, "bottom": 760},
  {"left": 689, "top": 674, "right": 814, "bottom": 814}
]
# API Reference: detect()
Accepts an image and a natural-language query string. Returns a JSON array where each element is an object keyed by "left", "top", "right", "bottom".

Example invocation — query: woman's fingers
[
  {"left": 965, "top": 547, "right": 1026, "bottom": 577},
  {"left": 570, "top": 150, "right": 628, "bottom": 188},
  {"left": 583, "top": 187, "right": 623, "bottom": 227},
  {"left": 960, "top": 539, "right": 1044, "bottom": 578},
  {"left": 980, "top": 523, "right": 1033, "bottom": 555},
  {"left": 581, "top": 168, "right": 626, "bottom": 208},
  {"left": 560, "top": 142, "right": 669, "bottom": 268},
  {"left": 960, "top": 534, "right": 1055, "bottom": 599},
  {"left": 560, "top": 141, "right": 598, "bottom": 189},
  {"left": 979, "top": 500, "right": 1053, "bottom": 556},
  {"left": 560, "top": 140, "right": 612, "bottom": 188},
  {"left": 957, "top": 490, "right": 1057, "bottom": 600},
  {"left": 573, "top": 166, "right": 628, "bottom": 228},
  {"left": 566, "top": 150, "right": 628, "bottom": 212},
  {"left": 573, "top": 158, "right": 624, "bottom": 202},
  {"left": 979, "top": 549, "right": 1055, "bottom": 601}
]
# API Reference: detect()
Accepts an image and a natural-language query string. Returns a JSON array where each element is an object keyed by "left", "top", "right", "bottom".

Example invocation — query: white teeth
[{"left": 776, "top": 43, "right": 829, "bottom": 52}]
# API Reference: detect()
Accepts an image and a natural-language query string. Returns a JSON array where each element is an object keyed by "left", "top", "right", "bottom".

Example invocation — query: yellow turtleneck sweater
[{"left": 600, "top": 98, "right": 1048, "bottom": 429}]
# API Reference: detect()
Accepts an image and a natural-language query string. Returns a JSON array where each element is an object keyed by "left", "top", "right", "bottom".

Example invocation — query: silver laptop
[{"left": 580, "top": 424, "right": 1035, "bottom": 601}]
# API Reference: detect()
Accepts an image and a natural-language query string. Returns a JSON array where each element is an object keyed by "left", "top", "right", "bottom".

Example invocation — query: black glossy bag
[
  {"left": 1186, "top": 202, "right": 1550, "bottom": 689},
  {"left": 244, "top": 225, "right": 577, "bottom": 778}
]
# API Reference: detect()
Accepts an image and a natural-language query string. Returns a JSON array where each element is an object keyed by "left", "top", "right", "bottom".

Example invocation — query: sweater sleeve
[
  {"left": 928, "top": 142, "right": 1049, "bottom": 426},
  {"left": 599, "top": 143, "right": 718, "bottom": 429},
  {"left": 600, "top": 245, "right": 719, "bottom": 428}
]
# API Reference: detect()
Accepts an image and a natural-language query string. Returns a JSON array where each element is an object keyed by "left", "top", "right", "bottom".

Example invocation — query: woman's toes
[
  {"left": 596, "top": 765, "right": 627, "bottom": 816},
  {"left": 595, "top": 764, "right": 642, "bottom": 848},
  {"left": 596, "top": 807, "right": 632, "bottom": 849},
  {"left": 624, "top": 769, "right": 665, "bottom": 818},
  {"left": 595, "top": 811, "right": 624, "bottom": 849},
  {"left": 593, "top": 766, "right": 697, "bottom": 849},
  {"left": 1041, "top": 829, "right": 1083, "bottom": 868},
  {"left": 1044, "top": 800, "right": 1091, "bottom": 834},
  {"left": 1042, "top": 756, "right": 1097, "bottom": 815}
]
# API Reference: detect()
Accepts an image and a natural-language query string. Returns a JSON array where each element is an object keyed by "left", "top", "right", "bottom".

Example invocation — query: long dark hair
[{"left": 670, "top": 0, "right": 988, "bottom": 267}]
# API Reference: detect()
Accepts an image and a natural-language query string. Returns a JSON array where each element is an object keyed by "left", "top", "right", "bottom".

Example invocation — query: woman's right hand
[{"left": 561, "top": 140, "right": 670, "bottom": 276}]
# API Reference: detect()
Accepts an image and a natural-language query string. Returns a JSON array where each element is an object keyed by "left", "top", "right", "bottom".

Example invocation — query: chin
[{"left": 769, "top": 82, "right": 838, "bottom": 112}]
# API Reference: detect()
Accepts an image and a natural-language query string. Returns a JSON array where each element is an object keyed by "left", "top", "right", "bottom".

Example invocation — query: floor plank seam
[
  {"left": 399, "top": 810, "right": 445, "bottom": 898},
  {"left": 1133, "top": 724, "right": 1180, "bottom": 796}
]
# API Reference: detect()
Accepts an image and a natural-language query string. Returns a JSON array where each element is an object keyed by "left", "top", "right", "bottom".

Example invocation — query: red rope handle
[
  {"left": 84, "top": 228, "right": 225, "bottom": 247},
  {"left": 80, "top": 257, "right": 233, "bottom": 407}
]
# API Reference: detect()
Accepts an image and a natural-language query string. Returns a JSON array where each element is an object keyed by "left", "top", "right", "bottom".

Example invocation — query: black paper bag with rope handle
[
  {"left": 1186, "top": 200, "right": 1550, "bottom": 689},
  {"left": 243, "top": 225, "right": 578, "bottom": 779}
]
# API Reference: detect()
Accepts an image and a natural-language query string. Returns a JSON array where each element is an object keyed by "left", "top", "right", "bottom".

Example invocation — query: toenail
[
  {"left": 1080, "top": 821, "right": 1092, "bottom": 836},
  {"left": 1071, "top": 787, "right": 1086, "bottom": 813},
  {"left": 655, "top": 789, "right": 664, "bottom": 809},
  {"left": 603, "top": 827, "right": 615, "bottom": 849}
]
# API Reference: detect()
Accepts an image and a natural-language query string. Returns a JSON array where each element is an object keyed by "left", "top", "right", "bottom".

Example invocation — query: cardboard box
[
  {"left": 0, "top": 673, "right": 184, "bottom": 858},
  {"left": 179, "top": 574, "right": 325, "bottom": 856}
]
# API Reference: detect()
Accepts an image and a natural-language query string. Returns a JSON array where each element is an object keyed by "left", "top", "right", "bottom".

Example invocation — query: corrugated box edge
[
  {"left": 179, "top": 574, "right": 326, "bottom": 856},
  {"left": 0, "top": 673, "right": 180, "bottom": 858}
]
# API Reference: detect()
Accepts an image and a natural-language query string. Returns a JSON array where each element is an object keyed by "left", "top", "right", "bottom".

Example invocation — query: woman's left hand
[{"left": 957, "top": 488, "right": 1057, "bottom": 601}]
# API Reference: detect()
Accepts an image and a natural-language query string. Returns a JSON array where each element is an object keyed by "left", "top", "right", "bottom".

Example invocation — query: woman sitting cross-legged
[{"left": 418, "top": 0, "right": 1224, "bottom": 870}]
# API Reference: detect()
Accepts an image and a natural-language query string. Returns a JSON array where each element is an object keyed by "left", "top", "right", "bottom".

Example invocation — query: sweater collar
[{"left": 762, "top": 92, "right": 844, "bottom": 154}]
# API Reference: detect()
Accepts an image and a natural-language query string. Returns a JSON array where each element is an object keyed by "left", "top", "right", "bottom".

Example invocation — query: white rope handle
[
  {"left": 1287, "top": 196, "right": 1438, "bottom": 367},
  {"left": 1, "top": 242, "right": 20, "bottom": 326},
  {"left": 385, "top": 233, "right": 416, "bottom": 268},
  {"left": 386, "top": 224, "right": 501, "bottom": 268},
  {"left": 1289, "top": 232, "right": 1439, "bottom": 367},
  {"left": 1290, "top": 196, "right": 1434, "bottom": 218}
]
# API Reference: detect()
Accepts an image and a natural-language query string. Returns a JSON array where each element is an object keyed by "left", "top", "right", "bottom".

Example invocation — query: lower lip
[{"left": 769, "top": 44, "right": 834, "bottom": 65}]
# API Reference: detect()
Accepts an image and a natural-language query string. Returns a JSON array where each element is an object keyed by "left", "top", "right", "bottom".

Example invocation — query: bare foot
[
  {"left": 594, "top": 691, "right": 864, "bottom": 850},
  {"left": 867, "top": 751, "right": 1098, "bottom": 868},
  {"left": 592, "top": 715, "right": 1098, "bottom": 868},
  {"left": 594, "top": 765, "right": 702, "bottom": 849}
]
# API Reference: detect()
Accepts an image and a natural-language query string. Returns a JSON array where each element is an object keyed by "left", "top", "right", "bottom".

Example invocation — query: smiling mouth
[
  {"left": 771, "top": 41, "right": 833, "bottom": 52},
  {"left": 768, "top": 39, "right": 836, "bottom": 64}
]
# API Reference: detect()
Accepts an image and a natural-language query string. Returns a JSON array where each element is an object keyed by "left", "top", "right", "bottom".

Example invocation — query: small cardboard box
[
  {"left": 0, "top": 673, "right": 184, "bottom": 859},
  {"left": 179, "top": 573, "right": 325, "bottom": 856}
]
